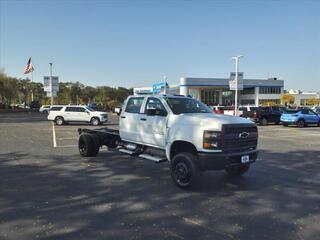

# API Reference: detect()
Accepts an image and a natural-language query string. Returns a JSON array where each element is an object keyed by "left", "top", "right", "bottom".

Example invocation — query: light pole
[
  {"left": 231, "top": 55, "right": 243, "bottom": 116},
  {"left": 163, "top": 76, "right": 168, "bottom": 94},
  {"left": 49, "top": 63, "right": 53, "bottom": 106}
]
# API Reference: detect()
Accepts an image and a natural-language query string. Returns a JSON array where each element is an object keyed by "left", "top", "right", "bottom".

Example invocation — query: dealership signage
[
  {"left": 43, "top": 76, "right": 59, "bottom": 97},
  {"left": 152, "top": 82, "right": 169, "bottom": 93},
  {"left": 229, "top": 72, "right": 244, "bottom": 90}
]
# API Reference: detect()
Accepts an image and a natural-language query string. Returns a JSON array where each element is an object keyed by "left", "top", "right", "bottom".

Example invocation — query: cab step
[
  {"left": 118, "top": 148, "right": 134, "bottom": 155},
  {"left": 138, "top": 154, "right": 167, "bottom": 163}
]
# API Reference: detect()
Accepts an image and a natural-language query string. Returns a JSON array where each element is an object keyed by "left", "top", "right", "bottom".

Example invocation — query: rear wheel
[
  {"left": 43, "top": 110, "right": 48, "bottom": 114},
  {"left": 78, "top": 134, "right": 100, "bottom": 157},
  {"left": 171, "top": 152, "right": 201, "bottom": 189},
  {"left": 225, "top": 164, "right": 250, "bottom": 176},
  {"left": 55, "top": 116, "right": 64, "bottom": 126},
  {"left": 282, "top": 123, "right": 289, "bottom": 127},
  {"left": 91, "top": 117, "right": 100, "bottom": 126},
  {"left": 297, "top": 119, "right": 305, "bottom": 128}
]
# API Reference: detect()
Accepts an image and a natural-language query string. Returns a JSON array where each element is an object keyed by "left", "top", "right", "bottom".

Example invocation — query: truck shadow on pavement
[{"left": 0, "top": 149, "right": 319, "bottom": 240}]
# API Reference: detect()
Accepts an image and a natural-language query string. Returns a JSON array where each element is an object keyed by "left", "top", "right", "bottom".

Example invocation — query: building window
[
  {"left": 200, "top": 90, "right": 220, "bottom": 106},
  {"left": 241, "top": 88, "right": 255, "bottom": 95},
  {"left": 240, "top": 99, "right": 255, "bottom": 105},
  {"left": 259, "top": 87, "right": 281, "bottom": 94},
  {"left": 259, "top": 99, "right": 280, "bottom": 105}
]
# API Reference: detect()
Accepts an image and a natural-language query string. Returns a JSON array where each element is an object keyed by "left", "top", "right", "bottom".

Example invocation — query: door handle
[
  {"left": 121, "top": 116, "right": 126, "bottom": 119},
  {"left": 140, "top": 118, "right": 147, "bottom": 121}
]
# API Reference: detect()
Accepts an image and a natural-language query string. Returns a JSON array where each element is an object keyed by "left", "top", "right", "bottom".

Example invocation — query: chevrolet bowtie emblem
[{"left": 239, "top": 132, "right": 250, "bottom": 138}]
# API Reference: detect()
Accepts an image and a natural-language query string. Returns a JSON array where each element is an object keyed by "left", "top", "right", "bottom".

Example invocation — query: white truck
[{"left": 78, "top": 95, "right": 258, "bottom": 189}]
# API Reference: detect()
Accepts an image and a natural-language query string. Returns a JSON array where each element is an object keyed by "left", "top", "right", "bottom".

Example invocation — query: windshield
[
  {"left": 85, "top": 106, "right": 95, "bottom": 112},
  {"left": 284, "top": 110, "right": 299, "bottom": 114},
  {"left": 164, "top": 97, "right": 211, "bottom": 114}
]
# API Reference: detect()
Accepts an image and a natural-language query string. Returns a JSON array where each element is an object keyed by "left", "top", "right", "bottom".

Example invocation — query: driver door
[{"left": 140, "top": 97, "right": 168, "bottom": 148}]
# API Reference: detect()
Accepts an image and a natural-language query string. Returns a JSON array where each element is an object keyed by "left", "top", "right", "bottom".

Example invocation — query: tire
[
  {"left": 91, "top": 117, "right": 100, "bottom": 126},
  {"left": 171, "top": 152, "right": 201, "bottom": 189},
  {"left": 43, "top": 110, "right": 48, "bottom": 114},
  {"left": 260, "top": 118, "right": 268, "bottom": 126},
  {"left": 282, "top": 123, "right": 289, "bottom": 127},
  {"left": 225, "top": 164, "right": 250, "bottom": 176},
  {"left": 55, "top": 116, "right": 64, "bottom": 126},
  {"left": 106, "top": 138, "right": 118, "bottom": 149},
  {"left": 78, "top": 134, "right": 99, "bottom": 157},
  {"left": 297, "top": 119, "right": 305, "bottom": 128}
]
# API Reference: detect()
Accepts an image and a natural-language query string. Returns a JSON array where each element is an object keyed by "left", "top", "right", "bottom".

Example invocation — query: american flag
[{"left": 24, "top": 57, "right": 34, "bottom": 74}]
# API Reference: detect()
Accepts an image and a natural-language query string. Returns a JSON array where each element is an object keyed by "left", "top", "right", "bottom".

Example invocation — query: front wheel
[
  {"left": 91, "top": 117, "right": 100, "bottom": 126},
  {"left": 171, "top": 152, "right": 201, "bottom": 189},
  {"left": 225, "top": 164, "right": 250, "bottom": 176},
  {"left": 297, "top": 119, "right": 305, "bottom": 128}
]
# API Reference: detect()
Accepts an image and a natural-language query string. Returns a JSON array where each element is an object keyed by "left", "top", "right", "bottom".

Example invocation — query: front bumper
[
  {"left": 197, "top": 149, "right": 258, "bottom": 171},
  {"left": 100, "top": 117, "right": 108, "bottom": 123},
  {"left": 280, "top": 119, "right": 297, "bottom": 124}
]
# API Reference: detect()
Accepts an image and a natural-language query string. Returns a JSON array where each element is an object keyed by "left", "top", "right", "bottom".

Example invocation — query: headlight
[{"left": 203, "top": 130, "right": 221, "bottom": 149}]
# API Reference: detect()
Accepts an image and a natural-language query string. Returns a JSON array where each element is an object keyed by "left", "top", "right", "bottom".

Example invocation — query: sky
[{"left": 0, "top": 0, "right": 319, "bottom": 91}]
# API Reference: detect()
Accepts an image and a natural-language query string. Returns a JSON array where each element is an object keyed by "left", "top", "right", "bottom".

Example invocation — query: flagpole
[{"left": 31, "top": 70, "right": 34, "bottom": 101}]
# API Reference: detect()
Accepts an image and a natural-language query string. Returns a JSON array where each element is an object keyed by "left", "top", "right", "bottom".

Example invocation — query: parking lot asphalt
[{"left": 0, "top": 112, "right": 320, "bottom": 240}]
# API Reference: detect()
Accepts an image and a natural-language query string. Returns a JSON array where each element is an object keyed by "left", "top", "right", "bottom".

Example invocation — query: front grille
[
  {"left": 223, "top": 125, "right": 257, "bottom": 134},
  {"left": 220, "top": 124, "right": 258, "bottom": 153}
]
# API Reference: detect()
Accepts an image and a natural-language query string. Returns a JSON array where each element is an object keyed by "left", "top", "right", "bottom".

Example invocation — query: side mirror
[
  {"left": 85, "top": 110, "right": 90, "bottom": 114},
  {"left": 146, "top": 103, "right": 157, "bottom": 115},
  {"left": 116, "top": 108, "right": 122, "bottom": 116}
]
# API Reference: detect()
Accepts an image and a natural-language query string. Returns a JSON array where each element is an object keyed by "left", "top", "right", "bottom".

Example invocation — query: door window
[
  {"left": 145, "top": 97, "right": 167, "bottom": 116},
  {"left": 76, "top": 107, "right": 86, "bottom": 112},
  {"left": 125, "top": 97, "right": 144, "bottom": 113},
  {"left": 65, "top": 107, "right": 77, "bottom": 112}
]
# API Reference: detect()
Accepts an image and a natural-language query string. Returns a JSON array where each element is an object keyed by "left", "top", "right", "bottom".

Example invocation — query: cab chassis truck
[{"left": 78, "top": 95, "right": 258, "bottom": 189}]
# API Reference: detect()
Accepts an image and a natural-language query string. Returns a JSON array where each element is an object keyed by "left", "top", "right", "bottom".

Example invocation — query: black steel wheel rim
[
  {"left": 174, "top": 162, "right": 191, "bottom": 186},
  {"left": 79, "top": 139, "right": 86, "bottom": 154}
]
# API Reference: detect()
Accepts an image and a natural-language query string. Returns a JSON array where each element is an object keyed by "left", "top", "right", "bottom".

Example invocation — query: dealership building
[{"left": 134, "top": 75, "right": 284, "bottom": 106}]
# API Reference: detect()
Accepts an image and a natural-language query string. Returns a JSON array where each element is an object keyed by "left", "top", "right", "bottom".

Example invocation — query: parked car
[
  {"left": 280, "top": 109, "right": 320, "bottom": 127},
  {"left": 241, "top": 106, "right": 283, "bottom": 125},
  {"left": 48, "top": 105, "right": 108, "bottom": 126},
  {"left": 39, "top": 105, "right": 51, "bottom": 114},
  {"left": 214, "top": 106, "right": 243, "bottom": 116},
  {"left": 114, "top": 107, "right": 122, "bottom": 115},
  {"left": 210, "top": 106, "right": 224, "bottom": 114},
  {"left": 30, "top": 101, "right": 40, "bottom": 110},
  {"left": 40, "top": 105, "right": 64, "bottom": 114}
]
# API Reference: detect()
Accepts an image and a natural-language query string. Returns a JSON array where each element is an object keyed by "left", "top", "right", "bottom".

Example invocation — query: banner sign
[{"left": 229, "top": 72, "right": 244, "bottom": 90}]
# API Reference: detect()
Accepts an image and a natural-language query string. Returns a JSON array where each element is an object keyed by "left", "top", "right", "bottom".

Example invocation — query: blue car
[{"left": 280, "top": 109, "right": 320, "bottom": 127}]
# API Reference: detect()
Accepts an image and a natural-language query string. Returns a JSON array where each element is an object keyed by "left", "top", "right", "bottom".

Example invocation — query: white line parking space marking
[
  {"left": 55, "top": 145, "right": 78, "bottom": 148},
  {"left": 52, "top": 122, "right": 57, "bottom": 148},
  {"left": 56, "top": 137, "right": 78, "bottom": 140}
]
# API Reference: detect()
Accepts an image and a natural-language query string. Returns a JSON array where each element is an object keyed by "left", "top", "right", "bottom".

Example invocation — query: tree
[{"left": 281, "top": 94, "right": 295, "bottom": 106}]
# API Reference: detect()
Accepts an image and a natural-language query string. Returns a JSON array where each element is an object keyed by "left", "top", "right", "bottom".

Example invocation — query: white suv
[{"left": 48, "top": 105, "right": 108, "bottom": 126}]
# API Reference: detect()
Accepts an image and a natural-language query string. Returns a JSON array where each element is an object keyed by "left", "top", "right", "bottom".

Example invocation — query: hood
[
  {"left": 169, "top": 113, "right": 254, "bottom": 130},
  {"left": 93, "top": 111, "right": 107, "bottom": 114}
]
